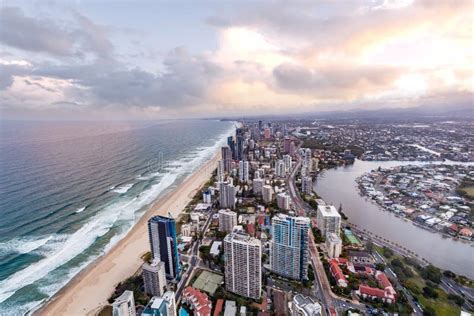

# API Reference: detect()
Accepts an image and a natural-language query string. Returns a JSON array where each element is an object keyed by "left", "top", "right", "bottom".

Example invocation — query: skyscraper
[
  {"left": 221, "top": 146, "right": 232, "bottom": 172},
  {"left": 238, "top": 160, "right": 249, "bottom": 182},
  {"left": 276, "top": 192, "right": 290, "bottom": 210},
  {"left": 112, "top": 290, "right": 136, "bottom": 316},
  {"left": 316, "top": 205, "right": 341, "bottom": 237},
  {"left": 301, "top": 176, "right": 313, "bottom": 195},
  {"left": 143, "top": 259, "right": 167, "bottom": 297},
  {"left": 270, "top": 214, "right": 310, "bottom": 280},
  {"left": 275, "top": 159, "right": 286, "bottom": 178},
  {"left": 262, "top": 185, "right": 273, "bottom": 203},
  {"left": 236, "top": 128, "right": 245, "bottom": 161},
  {"left": 219, "top": 181, "right": 236, "bottom": 209},
  {"left": 148, "top": 216, "right": 181, "bottom": 279},
  {"left": 219, "top": 209, "right": 238, "bottom": 233},
  {"left": 224, "top": 232, "right": 262, "bottom": 299},
  {"left": 253, "top": 178, "right": 264, "bottom": 195},
  {"left": 227, "top": 136, "right": 236, "bottom": 160}
]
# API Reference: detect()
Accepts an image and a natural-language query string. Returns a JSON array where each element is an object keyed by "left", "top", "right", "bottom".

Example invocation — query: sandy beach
[{"left": 36, "top": 151, "right": 220, "bottom": 316}]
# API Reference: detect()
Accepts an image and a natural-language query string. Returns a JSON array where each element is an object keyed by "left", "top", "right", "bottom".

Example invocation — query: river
[{"left": 314, "top": 159, "right": 474, "bottom": 279}]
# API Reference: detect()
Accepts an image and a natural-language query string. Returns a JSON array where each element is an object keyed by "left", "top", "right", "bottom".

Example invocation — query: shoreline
[{"left": 35, "top": 150, "right": 220, "bottom": 316}]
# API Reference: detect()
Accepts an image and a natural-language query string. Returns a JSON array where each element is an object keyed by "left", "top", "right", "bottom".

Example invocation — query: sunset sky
[{"left": 0, "top": 0, "right": 472, "bottom": 120}]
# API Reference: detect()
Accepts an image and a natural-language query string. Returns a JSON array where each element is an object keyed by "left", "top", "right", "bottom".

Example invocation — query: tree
[
  {"left": 443, "top": 270, "right": 456, "bottom": 278},
  {"left": 423, "top": 306, "right": 436, "bottom": 316},
  {"left": 421, "top": 265, "right": 442, "bottom": 284},
  {"left": 448, "top": 294, "right": 465, "bottom": 306},
  {"left": 375, "top": 263, "right": 386, "bottom": 271},
  {"left": 366, "top": 240, "right": 374, "bottom": 254},
  {"left": 382, "top": 246, "right": 394, "bottom": 258},
  {"left": 422, "top": 286, "right": 438, "bottom": 299}
]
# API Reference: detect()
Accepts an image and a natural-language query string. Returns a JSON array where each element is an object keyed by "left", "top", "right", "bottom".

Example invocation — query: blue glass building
[{"left": 148, "top": 215, "right": 181, "bottom": 279}]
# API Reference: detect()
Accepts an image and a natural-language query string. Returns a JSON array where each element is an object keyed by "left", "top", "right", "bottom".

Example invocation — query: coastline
[{"left": 35, "top": 150, "right": 220, "bottom": 316}]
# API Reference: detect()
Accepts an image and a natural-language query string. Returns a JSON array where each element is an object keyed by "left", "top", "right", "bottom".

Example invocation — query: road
[
  {"left": 176, "top": 209, "right": 215, "bottom": 302},
  {"left": 286, "top": 151, "right": 365, "bottom": 315}
]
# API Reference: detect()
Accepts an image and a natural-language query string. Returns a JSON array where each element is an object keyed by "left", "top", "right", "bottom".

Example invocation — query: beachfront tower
[
  {"left": 142, "top": 259, "right": 167, "bottom": 297},
  {"left": 224, "top": 232, "right": 262, "bottom": 299},
  {"left": 148, "top": 215, "right": 181, "bottom": 279},
  {"left": 270, "top": 214, "right": 310, "bottom": 280}
]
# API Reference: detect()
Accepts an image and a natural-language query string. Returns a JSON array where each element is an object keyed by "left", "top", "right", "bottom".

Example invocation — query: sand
[{"left": 36, "top": 151, "right": 220, "bottom": 316}]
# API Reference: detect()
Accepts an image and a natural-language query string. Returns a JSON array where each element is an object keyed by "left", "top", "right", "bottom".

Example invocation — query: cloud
[
  {"left": 272, "top": 63, "right": 402, "bottom": 99},
  {"left": 0, "top": 1, "right": 472, "bottom": 119},
  {"left": 0, "top": 6, "right": 113, "bottom": 59}
]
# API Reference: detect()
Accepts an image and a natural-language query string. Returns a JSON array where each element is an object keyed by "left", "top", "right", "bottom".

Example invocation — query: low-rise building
[
  {"left": 290, "top": 294, "right": 322, "bottom": 315},
  {"left": 182, "top": 287, "right": 212, "bottom": 316}
]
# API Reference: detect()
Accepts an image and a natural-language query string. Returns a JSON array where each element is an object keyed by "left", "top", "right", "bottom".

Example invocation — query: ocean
[{"left": 0, "top": 119, "right": 234, "bottom": 315}]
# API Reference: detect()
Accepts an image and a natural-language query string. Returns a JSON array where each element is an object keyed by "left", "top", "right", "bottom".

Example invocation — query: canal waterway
[{"left": 314, "top": 159, "right": 474, "bottom": 279}]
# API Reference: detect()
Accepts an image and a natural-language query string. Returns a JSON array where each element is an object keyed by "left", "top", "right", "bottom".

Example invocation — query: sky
[{"left": 0, "top": 0, "right": 472, "bottom": 120}]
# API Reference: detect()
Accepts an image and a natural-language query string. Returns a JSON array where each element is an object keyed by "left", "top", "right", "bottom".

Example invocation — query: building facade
[
  {"left": 270, "top": 214, "right": 310, "bottom": 280},
  {"left": 219, "top": 181, "right": 236, "bottom": 209},
  {"left": 316, "top": 205, "right": 341, "bottom": 237},
  {"left": 143, "top": 259, "right": 167, "bottom": 297},
  {"left": 325, "top": 233, "right": 342, "bottom": 259},
  {"left": 262, "top": 185, "right": 273, "bottom": 203},
  {"left": 112, "top": 290, "right": 136, "bottom": 316},
  {"left": 224, "top": 232, "right": 262, "bottom": 299},
  {"left": 218, "top": 209, "right": 238, "bottom": 233},
  {"left": 148, "top": 216, "right": 181, "bottom": 279}
]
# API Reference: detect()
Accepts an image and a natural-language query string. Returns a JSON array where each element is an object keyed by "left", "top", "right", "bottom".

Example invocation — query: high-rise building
[
  {"left": 236, "top": 128, "right": 245, "bottom": 161},
  {"left": 238, "top": 160, "right": 249, "bottom": 182},
  {"left": 143, "top": 259, "right": 167, "bottom": 297},
  {"left": 202, "top": 189, "right": 212, "bottom": 204},
  {"left": 218, "top": 209, "right": 238, "bottom": 233},
  {"left": 148, "top": 216, "right": 181, "bottom": 279},
  {"left": 276, "top": 192, "right": 290, "bottom": 210},
  {"left": 275, "top": 159, "right": 286, "bottom": 178},
  {"left": 270, "top": 214, "right": 310, "bottom": 280},
  {"left": 219, "top": 181, "right": 236, "bottom": 209},
  {"left": 264, "top": 127, "right": 271, "bottom": 140},
  {"left": 283, "top": 154, "right": 292, "bottom": 170},
  {"left": 262, "top": 185, "right": 273, "bottom": 203},
  {"left": 283, "top": 137, "right": 292, "bottom": 153},
  {"left": 221, "top": 146, "right": 232, "bottom": 172},
  {"left": 316, "top": 205, "right": 341, "bottom": 237},
  {"left": 142, "top": 291, "right": 176, "bottom": 316},
  {"left": 301, "top": 176, "right": 313, "bottom": 195},
  {"left": 217, "top": 160, "right": 225, "bottom": 182},
  {"left": 224, "top": 232, "right": 262, "bottom": 299},
  {"left": 227, "top": 136, "right": 236, "bottom": 161},
  {"left": 253, "top": 178, "right": 264, "bottom": 195},
  {"left": 326, "top": 233, "right": 342, "bottom": 259},
  {"left": 258, "top": 120, "right": 263, "bottom": 131},
  {"left": 303, "top": 148, "right": 312, "bottom": 171},
  {"left": 112, "top": 290, "right": 136, "bottom": 316},
  {"left": 289, "top": 141, "right": 296, "bottom": 156}
]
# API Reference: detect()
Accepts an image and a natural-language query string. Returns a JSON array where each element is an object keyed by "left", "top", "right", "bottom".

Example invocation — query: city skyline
[{"left": 1, "top": 0, "right": 472, "bottom": 120}]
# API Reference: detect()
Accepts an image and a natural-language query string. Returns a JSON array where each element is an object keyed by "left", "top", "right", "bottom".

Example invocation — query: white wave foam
[
  {"left": 0, "top": 122, "right": 235, "bottom": 308},
  {"left": 75, "top": 207, "right": 86, "bottom": 213},
  {"left": 112, "top": 183, "right": 133, "bottom": 194},
  {"left": 0, "top": 235, "right": 55, "bottom": 255}
]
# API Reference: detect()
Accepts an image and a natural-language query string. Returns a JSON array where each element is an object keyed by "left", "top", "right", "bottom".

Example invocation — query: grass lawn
[
  {"left": 417, "top": 288, "right": 461, "bottom": 316},
  {"left": 375, "top": 246, "right": 461, "bottom": 316}
]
